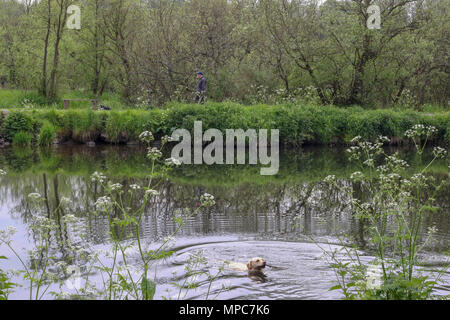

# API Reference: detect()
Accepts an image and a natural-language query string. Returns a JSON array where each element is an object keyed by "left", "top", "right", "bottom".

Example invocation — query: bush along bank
[{"left": 0, "top": 103, "right": 448, "bottom": 147}]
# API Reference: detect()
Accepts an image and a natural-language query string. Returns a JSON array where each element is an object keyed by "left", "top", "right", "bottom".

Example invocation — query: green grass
[
  {"left": 0, "top": 89, "right": 26, "bottom": 108},
  {"left": 37, "top": 121, "right": 56, "bottom": 146},
  {"left": 12, "top": 130, "right": 32, "bottom": 146},
  {"left": 0, "top": 89, "right": 134, "bottom": 110},
  {"left": 0, "top": 100, "right": 449, "bottom": 146}
]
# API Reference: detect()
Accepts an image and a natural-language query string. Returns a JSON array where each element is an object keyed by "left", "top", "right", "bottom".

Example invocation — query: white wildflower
[
  {"left": 0, "top": 226, "right": 18, "bottom": 241},
  {"left": 405, "top": 124, "right": 437, "bottom": 138},
  {"left": 427, "top": 226, "right": 438, "bottom": 235},
  {"left": 350, "top": 171, "right": 365, "bottom": 181},
  {"left": 200, "top": 193, "right": 215, "bottom": 206},
  {"left": 145, "top": 189, "right": 159, "bottom": 197},
  {"left": 432, "top": 147, "right": 446, "bottom": 159},
  {"left": 139, "top": 131, "right": 154, "bottom": 143},
  {"left": 95, "top": 196, "right": 112, "bottom": 211},
  {"left": 363, "top": 158, "right": 375, "bottom": 167},
  {"left": 410, "top": 173, "right": 428, "bottom": 188},
  {"left": 324, "top": 175, "right": 336, "bottom": 184},
  {"left": 165, "top": 157, "right": 181, "bottom": 166},
  {"left": 161, "top": 135, "right": 173, "bottom": 143},
  {"left": 147, "top": 147, "right": 162, "bottom": 159},
  {"left": 91, "top": 171, "right": 107, "bottom": 183},
  {"left": 108, "top": 182, "right": 123, "bottom": 191},
  {"left": 32, "top": 216, "right": 58, "bottom": 230},
  {"left": 377, "top": 136, "right": 390, "bottom": 143}
]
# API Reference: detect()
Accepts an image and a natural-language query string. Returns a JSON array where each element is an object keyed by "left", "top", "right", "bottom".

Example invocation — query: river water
[{"left": 0, "top": 145, "right": 449, "bottom": 299}]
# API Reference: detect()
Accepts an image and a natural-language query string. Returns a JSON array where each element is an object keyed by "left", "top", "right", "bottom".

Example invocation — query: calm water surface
[{"left": 0, "top": 145, "right": 449, "bottom": 299}]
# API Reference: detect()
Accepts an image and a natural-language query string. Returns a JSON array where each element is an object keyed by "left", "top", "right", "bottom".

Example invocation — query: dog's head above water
[{"left": 247, "top": 257, "right": 266, "bottom": 271}]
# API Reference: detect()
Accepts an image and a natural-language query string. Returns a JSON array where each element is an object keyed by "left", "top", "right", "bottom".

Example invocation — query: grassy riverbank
[{"left": 0, "top": 102, "right": 449, "bottom": 146}]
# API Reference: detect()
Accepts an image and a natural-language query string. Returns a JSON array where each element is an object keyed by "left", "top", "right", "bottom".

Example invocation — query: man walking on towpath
[{"left": 195, "top": 71, "right": 206, "bottom": 104}]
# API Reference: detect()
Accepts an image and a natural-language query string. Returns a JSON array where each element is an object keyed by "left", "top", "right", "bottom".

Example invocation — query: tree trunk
[
  {"left": 40, "top": 0, "right": 51, "bottom": 97},
  {"left": 48, "top": 0, "right": 68, "bottom": 99}
]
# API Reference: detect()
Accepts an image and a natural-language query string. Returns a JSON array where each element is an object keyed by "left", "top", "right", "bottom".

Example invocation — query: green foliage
[
  {"left": 12, "top": 130, "right": 32, "bottom": 146},
  {"left": 38, "top": 121, "right": 56, "bottom": 146},
  {"left": 320, "top": 131, "right": 449, "bottom": 300},
  {"left": 0, "top": 256, "right": 15, "bottom": 300},
  {"left": 0, "top": 89, "right": 25, "bottom": 108},
  {"left": 2, "top": 104, "right": 449, "bottom": 146},
  {"left": 1, "top": 111, "right": 33, "bottom": 141},
  {"left": 19, "top": 91, "right": 60, "bottom": 107},
  {"left": 0, "top": 0, "right": 449, "bottom": 107}
]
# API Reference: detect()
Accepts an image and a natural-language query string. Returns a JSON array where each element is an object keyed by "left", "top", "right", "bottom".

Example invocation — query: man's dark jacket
[{"left": 196, "top": 77, "right": 206, "bottom": 93}]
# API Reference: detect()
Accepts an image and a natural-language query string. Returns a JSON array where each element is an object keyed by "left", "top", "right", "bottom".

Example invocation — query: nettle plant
[
  {"left": 321, "top": 125, "right": 449, "bottom": 300},
  {"left": 0, "top": 132, "right": 225, "bottom": 300}
]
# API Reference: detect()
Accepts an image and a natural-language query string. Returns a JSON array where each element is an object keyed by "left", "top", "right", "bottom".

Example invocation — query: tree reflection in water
[{"left": 1, "top": 145, "right": 448, "bottom": 256}]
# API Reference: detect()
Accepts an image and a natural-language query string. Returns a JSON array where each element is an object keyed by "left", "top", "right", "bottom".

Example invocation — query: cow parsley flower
[
  {"left": 200, "top": 193, "right": 215, "bottom": 206},
  {"left": 405, "top": 124, "right": 437, "bottom": 138},
  {"left": 432, "top": 147, "right": 447, "bottom": 159},
  {"left": 377, "top": 136, "right": 390, "bottom": 143},
  {"left": 147, "top": 147, "right": 162, "bottom": 159},
  {"left": 145, "top": 189, "right": 159, "bottom": 197},
  {"left": 161, "top": 135, "right": 173, "bottom": 144},
  {"left": 165, "top": 157, "right": 181, "bottom": 166},
  {"left": 363, "top": 158, "right": 375, "bottom": 168},
  {"left": 0, "top": 226, "right": 18, "bottom": 242},
  {"left": 95, "top": 196, "right": 112, "bottom": 211},
  {"left": 350, "top": 171, "right": 365, "bottom": 181},
  {"left": 91, "top": 171, "right": 106, "bottom": 183},
  {"left": 108, "top": 182, "right": 123, "bottom": 191},
  {"left": 139, "top": 131, "right": 154, "bottom": 143},
  {"left": 324, "top": 175, "right": 336, "bottom": 184}
]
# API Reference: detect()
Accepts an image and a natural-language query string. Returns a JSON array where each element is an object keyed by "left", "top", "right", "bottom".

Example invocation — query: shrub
[
  {"left": 2, "top": 104, "right": 448, "bottom": 146},
  {"left": 1, "top": 111, "right": 33, "bottom": 141},
  {"left": 12, "top": 131, "right": 32, "bottom": 146},
  {"left": 38, "top": 122, "right": 56, "bottom": 146}
]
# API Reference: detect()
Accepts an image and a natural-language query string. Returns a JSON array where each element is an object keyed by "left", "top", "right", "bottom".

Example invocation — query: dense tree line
[{"left": 0, "top": 0, "right": 448, "bottom": 107}]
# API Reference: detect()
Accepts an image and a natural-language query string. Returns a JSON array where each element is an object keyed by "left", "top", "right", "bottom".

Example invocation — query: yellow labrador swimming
[
  {"left": 226, "top": 257, "right": 266, "bottom": 272},
  {"left": 224, "top": 257, "right": 267, "bottom": 282}
]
